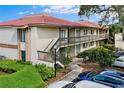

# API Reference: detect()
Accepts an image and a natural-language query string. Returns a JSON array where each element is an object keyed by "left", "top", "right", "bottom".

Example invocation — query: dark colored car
[
  {"left": 92, "top": 75, "right": 124, "bottom": 88},
  {"left": 0, "top": 55, "right": 6, "bottom": 60},
  {"left": 100, "top": 70, "right": 124, "bottom": 80},
  {"left": 114, "top": 51, "right": 124, "bottom": 58},
  {"left": 77, "top": 71, "right": 98, "bottom": 81}
]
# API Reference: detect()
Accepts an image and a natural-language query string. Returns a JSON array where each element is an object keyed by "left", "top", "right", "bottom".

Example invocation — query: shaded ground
[
  {"left": 79, "top": 62, "right": 124, "bottom": 72},
  {"left": 59, "top": 64, "right": 83, "bottom": 81}
]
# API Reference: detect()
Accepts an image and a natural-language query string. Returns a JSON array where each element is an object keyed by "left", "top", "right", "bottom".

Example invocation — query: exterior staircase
[{"left": 38, "top": 38, "right": 65, "bottom": 68}]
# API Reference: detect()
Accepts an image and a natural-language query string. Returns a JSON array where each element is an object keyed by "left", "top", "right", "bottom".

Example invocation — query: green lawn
[{"left": 0, "top": 60, "right": 46, "bottom": 88}]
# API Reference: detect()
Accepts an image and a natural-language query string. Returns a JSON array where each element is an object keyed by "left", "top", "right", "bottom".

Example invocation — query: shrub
[
  {"left": 35, "top": 64, "right": 54, "bottom": 81},
  {"left": 103, "top": 44, "right": 116, "bottom": 51},
  {"left": 77, "top": 47, "right": 115, "bottom": 68},
  {"left": 59, "top": 55, "right": 71, "bottom": 66},
  {"left": 62, "top": 56, "right": 71, "bottom": 65},
  {"left": 77, "top": 49, "right": 91, "bottom": 62},
  {"left": 0, "top": 60, "right": 46, "bottom": 88}
]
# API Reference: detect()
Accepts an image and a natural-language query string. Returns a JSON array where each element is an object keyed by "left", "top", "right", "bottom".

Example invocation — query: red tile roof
[
  {"left": 76, "top": 21, "right": 101, "bottom": 28},
  {"left": 0, "top": 14, "right": 101, "bottom": 28}
]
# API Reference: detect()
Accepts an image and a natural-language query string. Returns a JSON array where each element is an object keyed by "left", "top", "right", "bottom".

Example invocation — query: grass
[
  {"left": 0, "top": 59, "right": 46, "bottom": 88},
  {"left": 0, "top": 59, "right": 27, "bottom": 71}
]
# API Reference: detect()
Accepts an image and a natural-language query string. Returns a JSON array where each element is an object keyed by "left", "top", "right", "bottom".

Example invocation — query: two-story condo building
[{"left": 0, "top": 14, "right": 108, "bottom": 67}]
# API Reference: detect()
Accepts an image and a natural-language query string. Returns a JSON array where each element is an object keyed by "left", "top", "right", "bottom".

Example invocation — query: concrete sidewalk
[{"left": 58, "top": 62, "right": 83, "bottom": 81}]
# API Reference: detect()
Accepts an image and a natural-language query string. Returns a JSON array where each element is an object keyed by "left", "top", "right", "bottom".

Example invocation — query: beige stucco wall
[
  {"left": 36, "top": 27, "right": 59, "bottom": 51},
  {"left": 0, "top": 48, "right": 17, "bottom": 59},
  {"left": 115, "top": 33, "right": 124, "bottom": 49},
  {"left": 30, "top": 27, "right": 59, "bottom": 61},
  {"left": 0, "top": 27, "right": 17, "bottom": 44},
  {"left": 0, "top": 27, "right": 18, "bottom": 59}
]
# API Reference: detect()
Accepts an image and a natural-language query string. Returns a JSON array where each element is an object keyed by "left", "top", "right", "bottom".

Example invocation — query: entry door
[{"left": 21, "top": 51, "right": 26, "bottom": 62}]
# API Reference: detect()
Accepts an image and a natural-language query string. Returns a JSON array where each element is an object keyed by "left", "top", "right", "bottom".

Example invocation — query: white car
[
  {"left": 74, "top": 80, "right": 111, "bottom": 88},
  {"left": 48, "top": 80, "right": 111, "bottom": 88},
  {"left": 113, "top": 56, "right": 124, "bottom": 68},
  {"left": 48, "top": 81, "right": 74, "bottom": 88}
]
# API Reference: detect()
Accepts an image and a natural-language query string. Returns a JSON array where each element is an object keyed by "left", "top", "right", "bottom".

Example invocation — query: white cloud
[
  {"left": 43, "top": 5, "right": 79, "bottom": 14},
  {"left": 18, "top": 11, "right": 29, "bottom": 15},
  {"left": 18, "top": 11, "right": 35, "bottom": 15},
  {"left": 18, "top": 5, "right": 79, "bottom": 16}
]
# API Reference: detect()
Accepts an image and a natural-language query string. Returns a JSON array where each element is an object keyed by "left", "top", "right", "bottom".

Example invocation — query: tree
[
  {"left": 78, "top": 5, "right": 124, "bottom": 40},
  {"left": 109, "top": 24, "right": 121, "bottom": 43}
]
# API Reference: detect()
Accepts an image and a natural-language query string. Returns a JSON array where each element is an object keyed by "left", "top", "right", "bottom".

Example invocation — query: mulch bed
[
  {"left": 79, "top": 62, "right": 124, "bottom": 72},
  {"left": 45, "top": 68, "right": 71, "bottom": 85}
]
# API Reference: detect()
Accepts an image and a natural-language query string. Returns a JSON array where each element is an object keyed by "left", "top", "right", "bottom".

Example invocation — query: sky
[{"left": 0, "top": 5, "right": 100, "bottom": 22}]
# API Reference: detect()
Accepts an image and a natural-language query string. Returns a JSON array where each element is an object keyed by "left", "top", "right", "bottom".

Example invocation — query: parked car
[
  {"left": 114, "top": 51, "right": 124, "bottom": 58},
  {"left": 100, "top": 70, "right": 124, "bottom": 80},
  {"left": 92, "top": 75, "right": 124, "bottom": 88},
  {"left": 0, "top": 55, "right": 6, "bottom": 60},
  {"left": 77, "top": 71, "right": 98, "bottom": 81},
  {"left": 48, "top": 80, "right": 110, "bottom": 88},
  {"left": 112, "top": 56, "right": 124, "bottom": 68},
  {"left": 74, "top": 80, "right": 111, "bottom": 88},
  {"left": 48, "top": 81, "right": 75, "bottom": 88}
]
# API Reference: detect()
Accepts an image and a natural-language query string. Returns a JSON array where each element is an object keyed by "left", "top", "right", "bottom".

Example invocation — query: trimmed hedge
[{"left": 0, "top": 60, "right": 46, "bottom": 88}]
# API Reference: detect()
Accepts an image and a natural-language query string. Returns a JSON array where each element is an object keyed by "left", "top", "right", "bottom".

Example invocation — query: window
[
  {"left": 90, "top": 42, "right": 94, "bottom": 46},
  {"left": 83, "top": 43, "right": 88, "bottom": 48},
  {"left": 88, "top": 30, "right": 91, "bottom": 34},
  {"left": 104, "top": 77, "right": 124, "bottom": 85},
  {"left": 21, "top": 31, "right": 25, "bottom": 42},
  {"left": 95, "top": 75, "right": 124, "bottom": 85},
  {"left": 62, "top": 83, "right": 75, "bottom": 88},
  {"left": 84, "top": 30, "right": 88, "bottom": 35},
  {"left": 91, "top": 30, "right": 94, "bottom": 34},
  {"left": 94, "top": 75, "right": 106, "bottom": 81},
  {"left": 60, "top": 30, "right": 66, "bottom": 39},
  {"left": 96, "top": 30, "right": 99, "bottom": 34},
  {"left": 76, "top": 30, "right": 81, "bottom": 37}
]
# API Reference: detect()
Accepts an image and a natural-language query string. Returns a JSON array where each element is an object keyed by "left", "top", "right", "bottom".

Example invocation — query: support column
[
  {"left": 25, "top": 28, "right": 31, "bottom": 61},
  {"left": 17, "top": 29, "right": 21, "bottom": 60}
]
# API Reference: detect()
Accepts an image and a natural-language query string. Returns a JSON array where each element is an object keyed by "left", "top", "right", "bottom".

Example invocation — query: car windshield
[
  {"left": 116, "top": 59, "right": 124, "bottom": 62},
  {"left": 120, "top": 74, "right": 124, "bottom": 77},
  {"left": 95, "top": 75, "right": 124, "bottom": 85},
  {"left": 62, "top": 83, "right": 75, "bottom": 88},
  {"left": 87, "top": 72, "right": 97, "bottom": 78}
]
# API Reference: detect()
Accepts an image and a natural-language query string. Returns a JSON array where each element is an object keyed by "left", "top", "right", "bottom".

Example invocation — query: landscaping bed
[
  {"left": 46, "top": 68, "right": 71, "bottom": 85},
  {"left": 79, "top": 62, "right": 124, "bottom": 72},
  {"left": 0, "top": 60, "right": 46, "bottom": 88}
]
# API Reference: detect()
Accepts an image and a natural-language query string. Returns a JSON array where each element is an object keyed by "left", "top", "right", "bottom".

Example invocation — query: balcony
[
  {"left": 58, "top": 34, "right": 109, "bottom": 46},
  {"left": 37, "top": 34, "right": 108, "bottom": 62}
]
